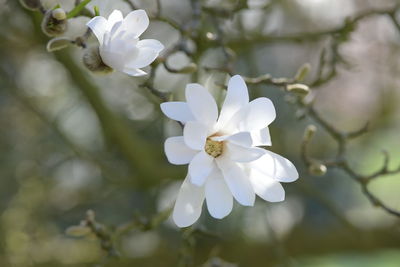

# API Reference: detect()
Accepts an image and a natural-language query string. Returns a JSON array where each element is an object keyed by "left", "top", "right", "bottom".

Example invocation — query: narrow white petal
[
  {"left": 217, "top": 75, "right": 249, "bottom": 130},
  {"left": 226, "top": 132, "right": 253, "bottom": 147},
  {"left": 205, "top": 169, "right": 233, "bottom": 219},
  {"left": 249, "top": 169, "right": 285, "bottom": 202},
  {"left": 86, "top": 16, "right": 107, "bottom": 44},
  {"left": 183, "top": 121, "right": 208, "bottom": 150},
  {"left": 210, "top": 132, "right": 252, "bottom": 147},
  {"left": 137, "top": 39, "right": 164, "bottom": 53},
  {"left": 109, "top": 20, "right": 123, "bottom": 40},
  {"left": 160, "top": 102, "right": 195, "bottom": 123},
  {"left": 250, "top": 127, "right": 272, "bottom": 146},
  {"left": 99, "top": 49, "right": 124, "bottom": 70},
  {"left": 248, "top": 151, "right": 299, "bottom": 183},
  {"left": 173, "top": 176, "right": 205, "bottom": 227},
  {"left": 226, "top": 143, "right": 265, "bottom": 163},
  {"left": 216, "top": 158, "right": 255, "bottom": 206},
  {"left": 225, "top": 97, "right": 276, "bottom": 133},
  {"left": 104, "top": 28, "right": 138, "bottom": 55},
  {"left": 106, "top": 10, "right": 124, "bottom": 31},
  {"left": 127, "top": 47, "right": 159, "bottom": 69},
  {"left": 123, "top": 9, "right": 149, "bottom": 37},
  {"left": 122, "top": 67, "right": 147, "bottom": 76},
  {"left": 189, "top": 151, "right": 215, "bottom": 186},
  {"left": 185, "top": 84, "right": 218, "bottom": 126},
  {"left": 102, "top": 31, "right": 112, "bottom": 49},
  {"left": 164, "top": 136, "right": 198, "bottom": 165}
]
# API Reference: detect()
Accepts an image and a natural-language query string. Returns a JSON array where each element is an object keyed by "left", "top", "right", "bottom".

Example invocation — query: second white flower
[{"left": 87, "top": 9, "right": 164, "bottom": 76}]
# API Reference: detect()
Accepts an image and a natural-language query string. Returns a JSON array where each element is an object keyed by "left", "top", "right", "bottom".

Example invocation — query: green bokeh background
[{"left": 0, "top": 0, "right": 399, "bottom": 266}]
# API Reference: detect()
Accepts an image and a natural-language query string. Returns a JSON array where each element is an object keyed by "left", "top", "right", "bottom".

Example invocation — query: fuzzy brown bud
[
  {"left": 308, "top": 161, "right": 327, "bottom": 176},
  {"left": 295, "top": 63, "right": 311, "bottom": 82},
  {"left": 65, "top": 225, "right": 91, "bottom": 237},
  {"left": 83, "top": 46, "right": 113, "bottom": 73},
  {"left": 303, "top": 125, "right": 317, "bottom": 142},
  {"left": 52, "top": 8, "right": 67, "bottom": 20},
  {"left": 286, "top": 83, "right": 310, "bottom": 96},
  {"left": 46, "top": 37, "right": 71, "bottom": 52},
  {"left": 41, "top": 9, "right": 68, "bottom": 37}
]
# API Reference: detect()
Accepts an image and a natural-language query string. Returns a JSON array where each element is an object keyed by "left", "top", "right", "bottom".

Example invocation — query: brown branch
[{"left": 300, "top": 102, "right": 400, "bottom": 218}]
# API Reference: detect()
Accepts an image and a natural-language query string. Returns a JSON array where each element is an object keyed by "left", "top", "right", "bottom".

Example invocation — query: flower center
[{"left": 205, "top": 138, "right": 223, "bottom": 158}]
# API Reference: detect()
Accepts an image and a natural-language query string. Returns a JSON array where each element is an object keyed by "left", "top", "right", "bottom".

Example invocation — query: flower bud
[
  {"left": 206, "top": 32, "right": 217, "bottom": 41},
  {"left": 86, "top": 209, "right": 95, "bottom": 221},
  {"left": 308, "top": 161, "right": 327, "bottom": 176},
  {"left": 83, "top": 46, "right": 113, "bottom": 74},
  {"left": 303, "top": 125, "right": 317, "bottom": 142},
  {"left": 65, "top": 225, "right": 91, "bottom": 237},
  {"left": 286, "top": 83, "right": 310, "bottom": 96},
  {"left": 19, "top": 0, "right": 41, "bottom": 10},
  {"left": 41, "top": 9, "right": 68, "bottom": 37},
  {"left": 295, "top": 63, "right": 311, "bottom": 82},
  {"left": 52, "top": 8, "right": 67, "bottom": 20},
  {"left": 46, "top": 37, "right": 71, "bottom": 52}
]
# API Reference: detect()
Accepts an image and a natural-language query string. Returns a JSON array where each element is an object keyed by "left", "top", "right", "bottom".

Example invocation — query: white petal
[
  {"left": 185, "top": 84, "right": 218, "bottom": 126},
  {"left": 183, "top": 121, "right": 208, "bottom": 150},
  {"left": 123, "top": 9, "right": 149, "bottom": 37},
  {"left": 122, "top": 67, "right": 147, "bottom": 76},
  {"left": 173, "top": 176, "right": 205, "bottom": 227},
  {"left": 137, "top": 39, "right": 164, "bottom": 53},
  {"left": 216, "top": 158, "right": 255, "bottom": 206},
  {"left": 250, "top": 127, "right": 272, "bottom": 146},
  {"left": 210, "top": 132, "right": 252, "bottom": 147},
  {"left": 226, "top": 143, "right": 265, "bottom": 163},
  {"left": 106, "top": 10, "right": 124, "bottom": 31},
  {"left": 249, "top": 169, "right": 285, "bottom": 202},
  {"left": 101, "top": 31, "right": 112, "bottom": 50},
  {"left": 205, "top": 169, "right": 233, "bottom": 219},
  {"left": 164, "top": 136, "right": 197, "bottom": 165},
  {"left": 100, "top": 37, "right": 139, "bottom": 70},
  {"left": 160, "top": 102, "right": 195, "bottom": 123},
  {"left": 127, "top": 47, "right": 159, "bottom": 69},
  {"left": 189, "top": 151, "right": 215, "bottom": 186},
  {"left": 99, "top": 49, "right": 124, "bottom": 70},
  {"left": 226, "top": 97, "right": 276, "bottom": 133},
  {"left": 248, "top": 151, "right": 299, "bottom": 183},
  {"left": 86, "top": 16, "right": 107, "bottom": 44},
  {"left": 108, "top": 20, "right": 124, "bottom": 41},
  {"left": 217, "top": 75, "right": 249, "bottom": 130}
]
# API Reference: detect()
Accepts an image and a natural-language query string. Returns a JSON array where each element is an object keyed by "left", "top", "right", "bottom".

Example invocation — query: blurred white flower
[
  {"left": 161, "top": 75, "right": 299, "bottom": 227},
  {"left": 86, "top": 10, "right": 164, "bottom": 76}
]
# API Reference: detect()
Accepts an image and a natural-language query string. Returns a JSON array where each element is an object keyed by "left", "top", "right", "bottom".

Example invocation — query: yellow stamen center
[{"left": 205, "top": 138, "right": 223, "bottom": 158}]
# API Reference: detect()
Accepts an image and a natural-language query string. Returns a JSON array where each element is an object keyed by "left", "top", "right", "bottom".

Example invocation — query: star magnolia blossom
[
  {"left": 87, "top": 10, "right": 164, "bottom": 76},
  {"left": 161, "top": 75, "right": 299, "bottom": 227}
]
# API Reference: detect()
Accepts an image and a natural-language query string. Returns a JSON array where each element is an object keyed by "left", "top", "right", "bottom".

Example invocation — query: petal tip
[
  {"left": 123, "top": 68, "right": 147, "bottom": 76},
  {"left": 230, "top": 74, "right": 244, "bottom": 82},
  {"left": 172, "top": 213, "right": 194, "bottom": 228},
  {"left": 237, "top": 196, "right": 255, "bottom": 206},
  {"left": 189, "top": 178, "right": 204, "bottom": 187},
  {"left": 210, "top": 213, "right": 228, "bottom": 220}
]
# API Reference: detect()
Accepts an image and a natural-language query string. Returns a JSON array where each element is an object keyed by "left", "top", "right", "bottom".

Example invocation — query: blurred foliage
[{"left": 0, "top": 0, "right": 399, "bottom": 266}]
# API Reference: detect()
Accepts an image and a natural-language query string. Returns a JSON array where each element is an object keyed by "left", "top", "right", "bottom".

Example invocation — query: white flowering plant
[
  {"left": 161, "top": 75, "right": 298, "bottom": 227},
  {"left": 86, "top": 9, "right": 164, "bottom": 76},
  {"left": 11, "top": 0, "right": 400, "bottom": 266}
]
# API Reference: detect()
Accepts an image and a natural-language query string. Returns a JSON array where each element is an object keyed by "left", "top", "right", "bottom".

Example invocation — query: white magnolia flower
[
  {"left": 86, "top": 9, "right": 164, "bottom": 76},
  {"left": 161, "top": 75, "right": 299, "bottom": 227}
]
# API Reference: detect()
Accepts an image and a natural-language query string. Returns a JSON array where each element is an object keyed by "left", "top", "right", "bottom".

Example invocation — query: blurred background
[{"left": 0, "top": 0, "right": 399, "bottom": 266}]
